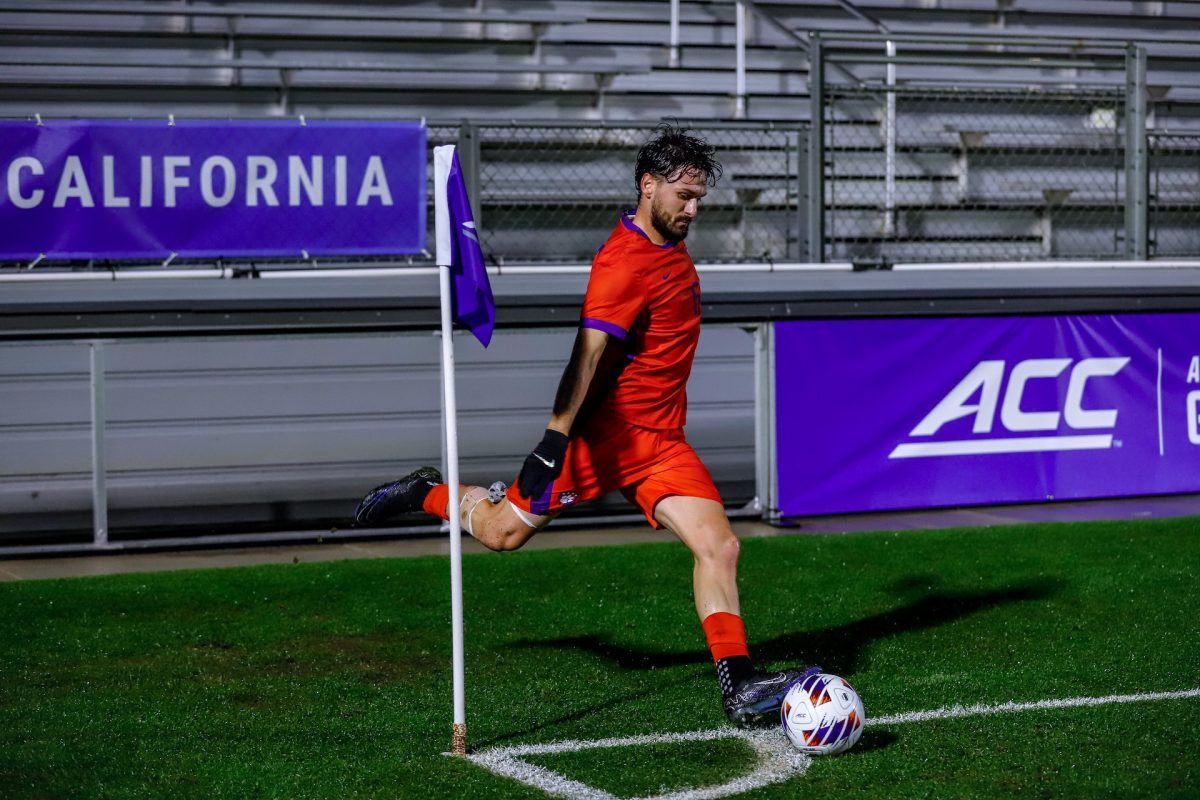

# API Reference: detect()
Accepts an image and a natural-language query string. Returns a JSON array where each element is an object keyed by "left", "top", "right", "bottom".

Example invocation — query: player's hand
[{"left": 517, "top": 429, "right": 569, "bottom": 500}]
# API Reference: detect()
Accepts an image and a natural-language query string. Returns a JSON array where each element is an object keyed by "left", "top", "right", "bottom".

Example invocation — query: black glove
[{"left": 517, "top": 429, "right": 570, "bottom": 500}]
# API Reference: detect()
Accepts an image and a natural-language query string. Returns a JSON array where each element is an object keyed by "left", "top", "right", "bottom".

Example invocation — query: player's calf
[
  {"left": 462, "top": 491, "right": 545, "bottom": 552},
  {"left": 420, "top": 477, "right": 545, "bottom": 551},
  {"left": 462, "top": 481, "right": 557, "bottom": 551}
]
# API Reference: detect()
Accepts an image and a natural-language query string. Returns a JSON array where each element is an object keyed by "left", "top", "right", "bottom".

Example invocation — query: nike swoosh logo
[
  {"left": 534, "top": 453, "right": 556, "bottom": 469},
  {"left": 661, "top": 271, "right": 671, "bottom": 280}
]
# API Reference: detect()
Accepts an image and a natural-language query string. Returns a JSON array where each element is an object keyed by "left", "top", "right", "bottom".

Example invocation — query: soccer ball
[{"left": 780, "top": 672, "right": 865, "bottom": 755}]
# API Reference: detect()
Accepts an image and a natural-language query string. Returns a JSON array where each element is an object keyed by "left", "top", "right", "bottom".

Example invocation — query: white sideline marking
[
  {"left": 460, "top": 687, "right": 1200, "bottom": 800},
  {"left": 868, "top": 687, "right": 1200, "bottom": 727}
]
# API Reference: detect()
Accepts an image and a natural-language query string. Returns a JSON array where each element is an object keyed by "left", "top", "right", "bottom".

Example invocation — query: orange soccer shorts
[{"left": 505, "top": 414, "right": 723, "bottom": 528}]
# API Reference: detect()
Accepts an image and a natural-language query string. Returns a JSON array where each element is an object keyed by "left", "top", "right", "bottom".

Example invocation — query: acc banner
[
  {"left": 0, "top": 119, "right": 426, "bottom": 258},
  {"left": 775, "top": 313, "right": 1200, "bottom": 516}
]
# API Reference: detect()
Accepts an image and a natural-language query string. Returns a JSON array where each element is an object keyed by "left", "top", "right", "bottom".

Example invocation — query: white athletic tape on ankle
[{"left": 458, "top": 487, "right": 490, "bottom": 536}]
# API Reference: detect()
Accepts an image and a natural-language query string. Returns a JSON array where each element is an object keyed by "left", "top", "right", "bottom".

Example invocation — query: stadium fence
[
  {"left": 5, "top": 33, "right": 1193, "bottom": 276},
  {"left": 810, "top": 35, "right": 1148, "bottom": 266},
  {"left": 1148, "top": 131, "right": 1200, "bottom": 258}
]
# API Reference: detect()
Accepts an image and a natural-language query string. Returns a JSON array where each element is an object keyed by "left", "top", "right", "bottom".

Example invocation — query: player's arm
[
  {"left": 548, "top": 326, "right": 609, "bottom": 435},
  {"left": 517, "top": 254, "right": 645, "bottom": 500},
  {"left": 517, "top": 327, "right": 609, "bottom": 499}
]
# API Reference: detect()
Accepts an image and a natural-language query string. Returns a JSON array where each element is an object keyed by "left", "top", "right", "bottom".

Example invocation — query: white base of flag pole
[{"left": 438, "top": 262, "right": 468, "bottom": 756}]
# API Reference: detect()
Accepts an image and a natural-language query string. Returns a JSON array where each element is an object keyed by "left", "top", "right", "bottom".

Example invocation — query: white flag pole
[{"left": 433, "top": 144, "right": 468, "bottom": 756}]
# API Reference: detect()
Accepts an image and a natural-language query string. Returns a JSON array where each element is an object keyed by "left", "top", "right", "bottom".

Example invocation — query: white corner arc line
[
  {"left": 465, "top": 728, "right": 809, "bottom": 800},
  {"left": 471, "top": 751, "right": 618, "bottom": 800},
  {"left": 457, "top": 687, "right": 1199, "bottom": 800}
]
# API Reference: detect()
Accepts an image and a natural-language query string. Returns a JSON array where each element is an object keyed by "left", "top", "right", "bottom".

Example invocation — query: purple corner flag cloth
[{"left": 445, "top": 150, "right": 495, "bottom": 348}]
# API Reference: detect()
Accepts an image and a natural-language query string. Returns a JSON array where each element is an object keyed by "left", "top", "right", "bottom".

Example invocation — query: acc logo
[
  {"left": 890, "top": 357, "right": 1130, "bottom": 458},
  {"left": 558, "top": 491, "right": 578, "bottom": 506}
]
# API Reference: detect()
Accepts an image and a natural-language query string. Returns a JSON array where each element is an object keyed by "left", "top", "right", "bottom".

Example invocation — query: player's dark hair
[{"left": 634, "top": 123, "right": 722, "bottom": 199}]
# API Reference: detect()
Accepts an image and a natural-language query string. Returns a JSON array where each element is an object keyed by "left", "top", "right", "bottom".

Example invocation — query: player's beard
[{"left": 650, "top": 197, "right": 693, "bottom": 242}]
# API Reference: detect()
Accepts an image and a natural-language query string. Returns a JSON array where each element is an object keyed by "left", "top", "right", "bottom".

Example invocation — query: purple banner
[
  {"left": 0, "top": 119, "right": 425, "bottom": 259},
  {"left": 775, "top": 314, "right": 1200, "bottom": 516}
]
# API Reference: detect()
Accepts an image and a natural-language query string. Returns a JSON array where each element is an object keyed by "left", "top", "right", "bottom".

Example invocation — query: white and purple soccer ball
[{"left": 780, "top": 672, "right": 865, "bottom": 755}]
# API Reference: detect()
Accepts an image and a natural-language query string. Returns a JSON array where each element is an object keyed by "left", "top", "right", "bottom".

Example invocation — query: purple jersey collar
[{"left": 621, "top": 208, "right": 677, "bottom": 249}]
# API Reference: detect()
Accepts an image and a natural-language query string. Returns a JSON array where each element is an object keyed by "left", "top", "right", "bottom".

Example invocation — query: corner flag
[
  {"left": 432, "top": 143, "right": 490, "bottom": 757},
  {"left": 434, "top": 145, "right": 494, "bottom": 347}
]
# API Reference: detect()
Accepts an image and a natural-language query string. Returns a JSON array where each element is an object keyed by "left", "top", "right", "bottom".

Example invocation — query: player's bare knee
[
  {"left": 691, "top": 527, "right": 740, "bottom": 567},
  {"left": 721, "top": 534, "right": 741, "bottom": 564},
  {"left": 712, "top": 533, "right": 740, "bottom": 569}
]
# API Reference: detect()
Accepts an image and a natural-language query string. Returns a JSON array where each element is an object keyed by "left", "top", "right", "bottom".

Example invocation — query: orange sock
[
  {"left": 701, "top": 611, "right": 751, "bottom": 663},
  {"left": 422, "top": 484, "right": 451, "bottom": 520},
  {"left": 421, "top": 484, "right": 474, "bottom": 521}
]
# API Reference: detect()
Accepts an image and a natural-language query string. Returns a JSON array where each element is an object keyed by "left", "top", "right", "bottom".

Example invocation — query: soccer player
[{"left": 354, "top": 125, "right": 817, "bottom": 726}]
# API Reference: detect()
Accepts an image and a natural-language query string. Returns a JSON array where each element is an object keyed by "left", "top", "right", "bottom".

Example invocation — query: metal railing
[
  {"left": 317, "top": 118, "right": 803, "bottom": 268},
  {"left": 434, "top": 119, "right": 803, "bottom": 265},
  {"left": 1148, "top": 131, "right": 1200, "bottom": 258},
  {"left": 463, "top": 120, "right": 806, "bottom": 264},
  {"left": 810, "top": 33, "right": 1144, "bottom": 266}
]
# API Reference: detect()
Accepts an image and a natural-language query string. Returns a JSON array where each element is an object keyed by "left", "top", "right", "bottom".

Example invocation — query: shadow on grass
[
  {"left": 486, "top": 578, "right": 1061, "bottom": 748},
  {"left": 473, "top": 669, "right": 709, "bottom": 748},
  {"left": 844, "top": 729, "right": 898, "bottom": 757},
  {"left": 509, "top": 578, "right": 1062, "bottom": 676}
]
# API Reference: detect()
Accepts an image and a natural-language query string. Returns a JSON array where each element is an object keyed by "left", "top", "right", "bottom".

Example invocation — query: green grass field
[{"left": 2, "top": 517, "right": 1198, "bottom": 799}]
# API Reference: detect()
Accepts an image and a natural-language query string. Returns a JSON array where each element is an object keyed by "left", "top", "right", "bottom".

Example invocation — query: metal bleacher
[
  {"left": 0, "top": 0, "right": 1196, "bottom": 266},
  {"left": 1, "top": 1, "right": 1197, "bottom": 122}
]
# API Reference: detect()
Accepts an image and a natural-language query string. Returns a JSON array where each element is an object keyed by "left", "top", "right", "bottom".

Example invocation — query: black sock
[{"left": 715, "top": 655, "right": 756, "bottom": 700}]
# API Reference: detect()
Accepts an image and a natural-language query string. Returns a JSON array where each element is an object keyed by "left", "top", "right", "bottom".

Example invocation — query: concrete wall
[{"left": 0, "top": 326, "right": 756, "bottom": 538}]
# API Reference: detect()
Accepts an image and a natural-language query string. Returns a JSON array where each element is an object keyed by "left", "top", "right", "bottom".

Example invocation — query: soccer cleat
[
  {"left": 353, "top": 466, "right": 443, "bottom": 526},
  {"left": 724, "top": 665, "right": 822, "bottom": 728}
]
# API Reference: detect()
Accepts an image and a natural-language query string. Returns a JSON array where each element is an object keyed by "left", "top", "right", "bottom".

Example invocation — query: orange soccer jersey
[
  {"left": 506, "top": 210, "right": 721, "bottom": 527},
  {"left": 580, "top": 209, "right": 703, "bottom": 430}
]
